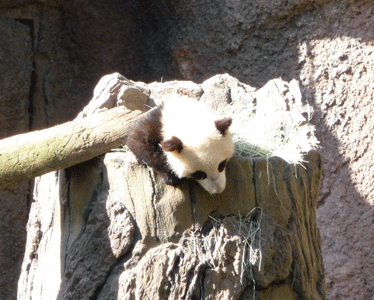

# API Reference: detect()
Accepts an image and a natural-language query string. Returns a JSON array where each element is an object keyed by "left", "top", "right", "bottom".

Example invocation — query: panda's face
[
  {"left": 161, "top": 121, "right": 234, "bottom": 194},
  {"left": 190, "top": 159, "right": 228, "bottom": 194}
]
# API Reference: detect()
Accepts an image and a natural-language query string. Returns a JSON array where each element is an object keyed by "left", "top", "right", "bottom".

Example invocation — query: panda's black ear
[
  {"left": 215, "top": 118, "right": 232, "bottom": 136},
  {"left": 161, "top": 136, "right": 184, "bottom": 153}
]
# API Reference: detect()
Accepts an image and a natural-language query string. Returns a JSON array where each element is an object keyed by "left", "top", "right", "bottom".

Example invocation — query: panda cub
[{"left": 127, "top": 97, "right": 234, "bottom": 194}]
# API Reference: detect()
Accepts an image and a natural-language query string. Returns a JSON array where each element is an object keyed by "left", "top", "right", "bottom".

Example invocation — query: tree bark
[{"left": 0, "top": 106, "right": 143, "bottom": 190}]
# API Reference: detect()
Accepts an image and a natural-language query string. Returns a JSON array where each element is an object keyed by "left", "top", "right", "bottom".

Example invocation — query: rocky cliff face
[
  {"left": 0, "top": 1, "right": 373, "bottom": 299},
  {"left": 0, "top": 16, "right": 32, "bottom": 300},
  {"left": 20, "top": 152, "right": 324, "bottom": 300},
  {"left": 18, "top": 75, "right": 324, "bottom": 299}
]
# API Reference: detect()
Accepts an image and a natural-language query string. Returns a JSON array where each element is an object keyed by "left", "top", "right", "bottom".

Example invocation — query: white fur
[{"left": 161, "top": 97, "right": 234, "bottom": 194}]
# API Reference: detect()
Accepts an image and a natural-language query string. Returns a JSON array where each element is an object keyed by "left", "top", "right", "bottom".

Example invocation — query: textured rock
[
  {"left": 20, "top": 151, "right": 324, "bottom": 300},
  {"left": 133, "top": 2, "right": 374, "bottom": 298},
  {"left": 18, "top": 160, "right": 136, "bottom": 300},
  {"left": 0, "top": 5, "right": 141, "bottom": 298},
  {"left": 18, "top": 75, "right": 324, "bottom": 300},
  {"left": 0, "top": 16, "right": 32, "bottom": 300},
  {"left": 2, "top": 1, "right": 372, "bottom": 299},
  {"left": 0, "top": 17, "right": 32, "bottom": 138},
  {"left": 0, "top": 1, "right": 142, "bottom": 129},
  {"left": 76, "top": 73, "right": 151, "bottom": 118}
]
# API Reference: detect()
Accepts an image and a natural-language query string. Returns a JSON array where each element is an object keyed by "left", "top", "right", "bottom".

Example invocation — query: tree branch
[{"left": 0, "top": 106, "right": 143, "bottom": 190}]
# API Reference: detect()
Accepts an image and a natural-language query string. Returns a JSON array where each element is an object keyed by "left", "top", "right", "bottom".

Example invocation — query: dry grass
[
  {"left": 218, "top": 99, "right": 319, "bottom": 165},
  {"left": 181, "top": 208, "right": 263, "bottom": 292}
]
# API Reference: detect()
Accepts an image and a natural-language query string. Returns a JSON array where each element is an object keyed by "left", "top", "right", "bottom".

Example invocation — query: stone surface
[
  {"left": 18, "top": 159, "right": 136, "bottom": 300},
  {"left": 140, "top": 2, "right": 374, "bottom": 298},
  {"left": 1, "top": 1, "right": 373, "bottom": 299},
  {"left": 0, "top": 16, "right": 32, "bottom": 300},
  {"left": 19, "top": 150, "right": 324, "bottom": 300},
  {"left": 76, "top": 73, "right": 151, "bottom": 119},
  {"left": 18, "top": 75, "right": 324, "bottom": 299},
  {"left": 301, "top": 30, "right": 374, "bottom": 300},
  {"left": 1, "top": 1, "right": 142, "bottom": 129}
]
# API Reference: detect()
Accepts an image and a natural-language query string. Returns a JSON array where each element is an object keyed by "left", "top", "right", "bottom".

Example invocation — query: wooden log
[{"left": 0, "top": 106, "right": 144, "bottom": 190}]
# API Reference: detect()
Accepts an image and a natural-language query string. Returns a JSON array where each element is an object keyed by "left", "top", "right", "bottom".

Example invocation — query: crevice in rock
[
  {"left": 188, "top": 179, "right": 198, "bottom": 230},
  {"left": 61, "top": 169, "right": 71, "bottom": 275},
  {"left": 15, "top": 18, "right": 37, "bottom": 131},
  {"left": 148, "top": 169, "right": 159, "bottom": 241},
  {"left": 251, "top": 159, "right": 259, "bottom": 207}
]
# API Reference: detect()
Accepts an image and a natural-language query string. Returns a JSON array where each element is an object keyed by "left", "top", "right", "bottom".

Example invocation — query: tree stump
[{"left": 18, "top": 74, "right": 325, "bottom": 300}]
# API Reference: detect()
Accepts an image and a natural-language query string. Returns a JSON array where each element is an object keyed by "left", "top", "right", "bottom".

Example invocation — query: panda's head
[{"left": 160, "top": 98, "right": 235, "bottom": 194}]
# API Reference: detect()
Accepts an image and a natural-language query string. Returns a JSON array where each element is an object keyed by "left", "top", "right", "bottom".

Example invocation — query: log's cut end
[{"left": 18, "top": 74, "right": 325, "bottom": 300}]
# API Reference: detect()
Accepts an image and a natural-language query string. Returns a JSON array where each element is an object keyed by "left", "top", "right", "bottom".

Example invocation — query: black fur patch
[
  {"left": 215, "top": 117, "right": 232, "bottom": 135},
  {"left": 127, "top": 106, "right": 185, "bottom": 187},
  {"left": 218, "top": 159, "right": 227, "bottom": 172},
  {"left": 161, "top": 136, "right": 183, "bottom": 153},
  {"left": 192, "top": 171, "right": 207, "bottom": 180}
]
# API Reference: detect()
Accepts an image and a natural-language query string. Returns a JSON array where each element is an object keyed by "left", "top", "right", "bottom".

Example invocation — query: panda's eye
[
  {"left": 192, "top": 171, "right": 207, "bottom": 180},
  {"left": 218, "top": 160, "right": 227, "bottom": 172}
]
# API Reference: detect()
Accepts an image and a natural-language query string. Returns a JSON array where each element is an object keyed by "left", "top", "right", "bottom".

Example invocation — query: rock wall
[
  {"left": 0, "top": 3, "right": 143, "bottom": 299},
  {"left": 0, "top": 16, "right": 32, "bottom": 300},
  {"left": 159, "top": 1, "right": 374, "bottom": 298},
  {"left": 1, "top": 1, "right": 373, "bottom": 299},
  {"left": 20, "top": 152, "right": 325, "bottom": 300}
]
